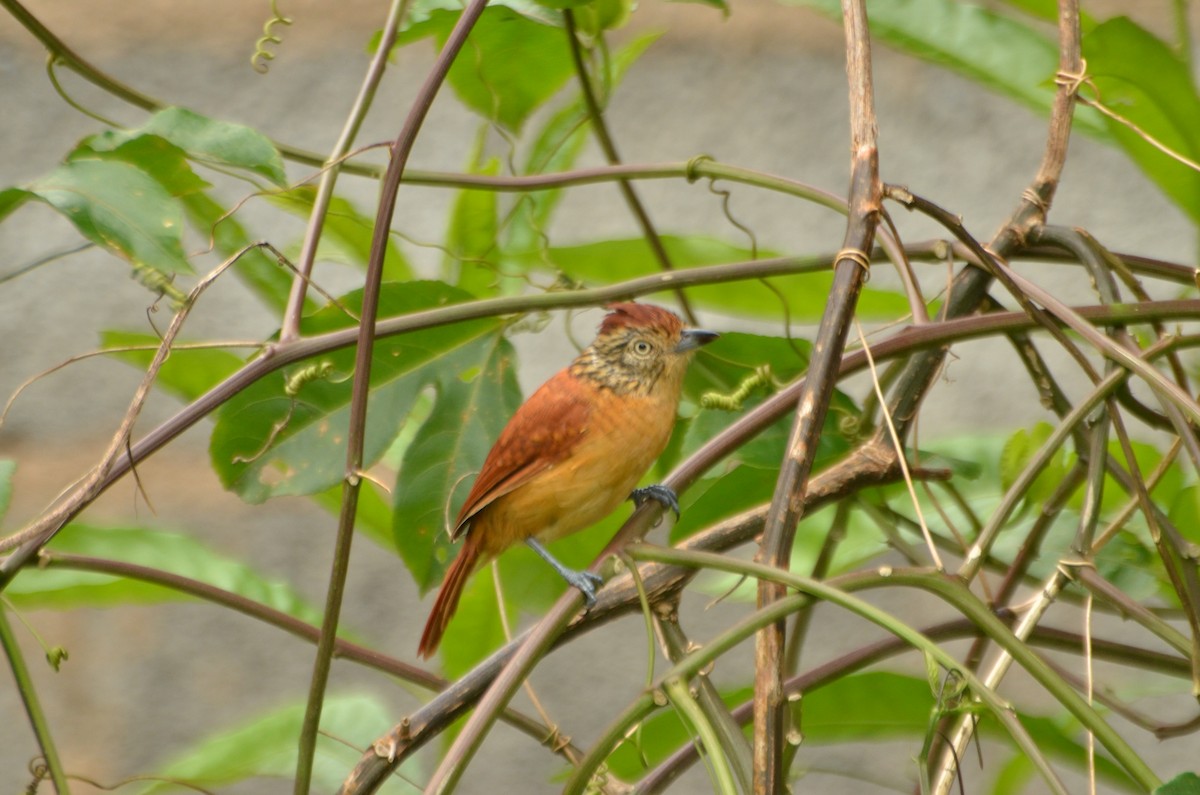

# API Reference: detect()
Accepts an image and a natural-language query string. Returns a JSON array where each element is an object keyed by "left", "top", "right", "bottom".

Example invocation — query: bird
[{"left": 417, "top": 302, "right": 718, "bottom": 657}]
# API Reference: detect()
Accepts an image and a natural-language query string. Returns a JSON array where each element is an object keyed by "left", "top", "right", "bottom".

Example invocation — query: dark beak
[{"left": 675, "top": 329, "right": 719, "bottom": 354}]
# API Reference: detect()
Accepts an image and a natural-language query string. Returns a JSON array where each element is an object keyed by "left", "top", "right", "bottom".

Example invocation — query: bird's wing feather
[{"left": 452, "top": 369, "right": 592, "bottom": 539}]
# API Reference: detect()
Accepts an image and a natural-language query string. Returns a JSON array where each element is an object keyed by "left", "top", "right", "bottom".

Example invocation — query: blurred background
[{"left": 1, "top": 0, "right": 1196, "bottom": 792}]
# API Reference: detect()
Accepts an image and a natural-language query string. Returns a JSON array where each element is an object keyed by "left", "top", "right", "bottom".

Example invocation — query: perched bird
[{"left": 418, "top": 302, "right": 718, "bottom": 657}]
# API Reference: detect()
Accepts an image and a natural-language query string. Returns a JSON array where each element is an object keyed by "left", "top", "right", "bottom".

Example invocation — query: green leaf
[
  {"left": 1083, "top": 18, "right": 1200, "bottom": 224},
  {"left": 781, "top": 0, "right": 1102, "bottom": 135},
  {"left": 395, "top": 5, "right": 575, "bottom": 131},
  {"left": 101, "top": 330, "right": 244, "bottom": 403},
  {"left": 524, "top": 236, "right": 910, "bottom": 320},
  {"left": 504, "top": 32, "right": 660, "bottom": 259},
  {"left": 26, "top": 159, "right": 191, "bottom": 275},
  {"left": 7, "top": 525, "right": 322, "bottom": 625},
  {"left": 141, "top": 694, "right": 412, "bottom": 794},
  {"left": 1156, "top": 772, "right": 1200, "bottom": 795},
  {"left": 393, "top": 331, "right": 523, "bottom": 592},
  {"left": 270, "top": 186, "right": 412, "bottom": 281},
  {"left": 667, "top": 332, "right": 856, "bottom": 542},
  {"left": 998, "top": 422, "right": 1071, "bottom": 511},
  {"left": 0, "top": 186, "right": 34, "bottom": 223},
  {"left": 0, "top": 459, "right": 14, "bottom": 525},
  {"left": 73, "top": 134, "right": 210, "bottom": 198},
  {"left": 210, "top": 282, "right": 499, "bottom": 503},
  {"left": 115, "top": 106, "right": 288, "bottom": 186},
  {"left": 444, "top": 131, "right": 502, "bottom": 296},
  {"left": 1169, "top": 484, "right": 1200, "bottom": 546}
]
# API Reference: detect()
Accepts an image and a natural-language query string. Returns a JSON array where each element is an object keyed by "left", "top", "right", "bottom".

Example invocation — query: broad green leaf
[
  {"left": 524, "top": 236, "right": 910, "bottom": 320},
  {"left": 101, "top": 330, "right": 244, "bottom": 403},
  {"left": 271, "top": 185, "right": 412, "bottom": 281},
  {"left": 504, "top": 32, "right": 660, "bottom": 259},
  {"left": 211, "top": 282, "right": 498, "bottom": 503},
  {"left": 563, "top": 0, "right": 634, "bottom": 33},
  {"left": 106, "top": 106, "right": 288, "bottom": 186},
  {"left": 181, "top": 191, "right": 297, "bottom": 312},
  {"left": 7, "top": 525, "right": 322, "bottom": 625},
  {"left": 782, "top": 0, "right": 1102, "bottom": 135},
  {"left": 444, "top": 130, "right": 502, "bottom": 296},
  {"left": 393, "top": 331, "right": 523, "bottom": 592},
  {"left": 26, "top": 159, "right": 191, "bottom": 275},
  {"left": 141, "top": 694, "right": 412, "bottom": 794},
  {"left": 1083, "top": 18, "right": 1200, "bottom": 224},
  {"left": 668, "top": 333, "right": 856, "bottom": 541},
  {"left": 394, "top": 5, "right": 575, "bottom": 131},
  {"left": 1157, "top": 772, "right": 1200, "bottom": 795},
  {"left": 0, "top": 186, "right": 34, "bottom": 223},
  {"left": 73, "top": 134, "right": 210, "bottom": 198},
  {"left": 998, "top": 422, "right": 1071, "bottom": 511},
  {"left": 0, "top": 459, "right": 14, "bottom": 524},
  {"left": 991, "top": 751, "right": 1035, "bottom": 795},
  {"left": 1169, "top": 484, "right": 1200, "bottom": 546}
]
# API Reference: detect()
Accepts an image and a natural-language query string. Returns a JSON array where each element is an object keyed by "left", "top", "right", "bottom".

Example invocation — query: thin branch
[
  {"left": 562, "top": 9, "right": 697, "bottom": 324},
  {"left": 639, "top": 618, "right": 1193, "bottom": 793},
  {"left": 279, "top": 0, "right": 412, "bottom": 341},
  {"left": 31, "top": 550, "right": 584, "bottom": 763},
  {"left": 753, "top": 1, "right": 881, "bottom": 788},
  {"left": 293, "top": 1, "right": 488, "bottom": 790},
  {"left": 631, "top": 548, "right": 1079, "bottom": 795},
  {"left": 0, "top": 604, "right": 69, "bottom": 794}
]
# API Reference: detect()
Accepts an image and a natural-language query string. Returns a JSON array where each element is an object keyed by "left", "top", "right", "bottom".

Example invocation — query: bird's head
[{"left": 576, "top": 302, "right": 719, "bottom": 395}]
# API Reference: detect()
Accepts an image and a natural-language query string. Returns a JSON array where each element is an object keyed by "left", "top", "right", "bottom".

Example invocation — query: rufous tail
[{"left": 418, "top": 536, "right": 480, "bottom": 658}]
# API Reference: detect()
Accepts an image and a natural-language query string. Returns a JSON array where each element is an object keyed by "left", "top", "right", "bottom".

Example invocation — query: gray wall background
[{"left": 1, "top": 0, "right": 1196, "bottom": 792}]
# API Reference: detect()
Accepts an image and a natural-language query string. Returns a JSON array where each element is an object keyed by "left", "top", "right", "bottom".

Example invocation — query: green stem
[
  {"left": 656, "top": 616, "right": 753, "bottom": 794},
  {"left": 664, "top": 675, "right": 738, "bottom": 795},
  {"left": 626, "top": 545, "right": 1162, "bottom": 793},
  {"left": 959, "top": 363, "right": 1128, "bottom": 581},
  {"left": 0, "top": 604, "right": 70, "bottom": 794}
]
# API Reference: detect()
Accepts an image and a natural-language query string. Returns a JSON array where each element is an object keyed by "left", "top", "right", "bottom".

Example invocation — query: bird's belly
[{"left": 487, "top": 395, "right": 673, "bottom": 546}]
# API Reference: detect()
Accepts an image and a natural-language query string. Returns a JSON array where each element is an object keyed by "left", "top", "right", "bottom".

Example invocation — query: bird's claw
[
  {"left": 564, "top": 569, "right": 604, "bottom": 608},
  {"left": 630, "top": 484, "right": 681, "bottom": 519}
]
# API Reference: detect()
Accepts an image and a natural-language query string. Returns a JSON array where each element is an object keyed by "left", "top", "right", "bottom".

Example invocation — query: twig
[
  {"left": 30, "top": 550, "right": 585, "bottom": 763},
  {"left": 562, "top": 9, "right": 697, "bottom": 325},
  {"left": 292, "top": 1, "right": 489, "bottom": 790},
  {"left": 0, "top": 242, "right": 267, "bottom": 558},
  {"left": 279, "top": 0, "right": 412, "bottom": 341}
]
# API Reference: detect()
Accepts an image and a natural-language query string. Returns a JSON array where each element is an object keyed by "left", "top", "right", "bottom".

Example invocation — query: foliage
[{"left": 2, "top": 0, "right": 1199, "bottom": 793}]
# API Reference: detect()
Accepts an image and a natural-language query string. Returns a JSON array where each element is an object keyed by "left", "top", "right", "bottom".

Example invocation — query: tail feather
[{"left": 418, "top": 537, "right": 481, "bottom": 658}]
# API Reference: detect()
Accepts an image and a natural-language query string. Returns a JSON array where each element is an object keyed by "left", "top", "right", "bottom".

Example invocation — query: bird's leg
[
  {"left": 525, "top": 538, "right": 604, "bottom": 607},
  {"left": 630, "top": 484, "right": 681, "bottom": 518}
]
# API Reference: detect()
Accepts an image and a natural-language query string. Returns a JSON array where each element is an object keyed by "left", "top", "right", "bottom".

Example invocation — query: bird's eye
[{"left": 632, "top": 340, "right": 653, "bottom": 356}]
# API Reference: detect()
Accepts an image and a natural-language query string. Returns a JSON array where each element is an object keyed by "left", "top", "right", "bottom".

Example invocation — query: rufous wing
[{"left": 452, "top": 368, "right": 593, "bottom": 539}]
